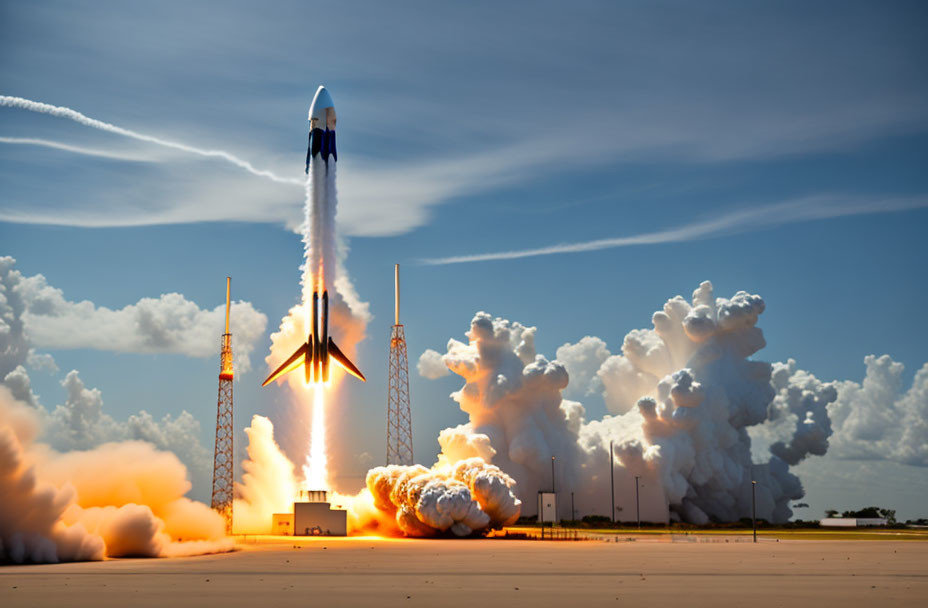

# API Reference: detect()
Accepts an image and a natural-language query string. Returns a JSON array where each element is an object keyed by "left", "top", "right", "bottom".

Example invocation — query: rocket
[{"left": 262, "top": 87, "right": 365, "bottom": 387}]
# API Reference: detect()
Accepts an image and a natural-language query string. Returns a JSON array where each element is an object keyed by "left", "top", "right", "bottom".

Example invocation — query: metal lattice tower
[
  {"left": 211, "top": 277, "right": 234, "bottom": 534},
  {"left": 387, "top": 264, "right": 413, "bottom": 465}
]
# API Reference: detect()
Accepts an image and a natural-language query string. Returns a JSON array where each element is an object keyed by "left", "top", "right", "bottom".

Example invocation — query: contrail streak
[
  {"left": 0, "top": 136, "right": 155, "bottom": 161},
  {"left": 421, "top": 195, "right": 928, "bottom": 265},
  {"left": 0, "top": 95, "right": 302, "bottom": 185}
]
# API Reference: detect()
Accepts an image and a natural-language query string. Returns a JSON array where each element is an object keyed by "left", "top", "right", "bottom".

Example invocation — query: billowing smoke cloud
[
  {"left": 422, "top": 282, "right": 843, "bottom": 524},
  {"left": 555, "top": 336, "right": 611, "bottom": 401},
  {"left": 0, "top": 96, "right": 301, "bottom": 185},
  {"left": 764, "top": 360, "right": 836, "bottom": 465},
  {"left": 363, "top": 459, "right": 521, "bottom": 537},
  {"left": 427, "top": 312, "right": 663, "bottom": 523},
  {"left": 0, "top": 386, "right": 231, "bottom": 563},
  {"left": 233, "top": 415, "right": 298, "bottom": 534}
]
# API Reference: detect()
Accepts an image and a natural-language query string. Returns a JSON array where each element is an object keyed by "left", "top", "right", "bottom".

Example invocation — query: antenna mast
[
  {"left": 386, "top": 264, "right": 413, "bottom": 465},
  {"left": 211, "top": 276, "right": 234, "bottom": 534}
]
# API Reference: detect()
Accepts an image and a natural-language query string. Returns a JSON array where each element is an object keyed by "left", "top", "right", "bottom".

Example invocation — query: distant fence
[{"left": 493, "top": 528, "right": 590, "bottom": 541}]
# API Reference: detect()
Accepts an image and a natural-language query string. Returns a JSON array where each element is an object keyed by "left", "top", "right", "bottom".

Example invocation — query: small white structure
[
  {"left": 292, "top": 490, "right": 347, "bottom": 536},
  {"left": 537, "top": 492, "right": 557, "bottom": 524},
  {"left": 820, "top": 517, "right": 887, "bottom": 527}
]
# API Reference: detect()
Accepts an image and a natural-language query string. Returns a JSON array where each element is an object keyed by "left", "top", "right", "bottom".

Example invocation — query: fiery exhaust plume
[{"left": 303, "top": 386, "right": 327, "bottom": 489}]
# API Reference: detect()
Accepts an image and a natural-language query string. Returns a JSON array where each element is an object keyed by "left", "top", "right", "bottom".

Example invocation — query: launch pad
[{"left": 273, "top": 490, "right": 347, "bottom": 536}]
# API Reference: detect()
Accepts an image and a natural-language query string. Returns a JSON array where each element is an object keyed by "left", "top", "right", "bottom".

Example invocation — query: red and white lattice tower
[
  {"left": 386, "top": 264, "right": 413, "bottom": 465},
  {"left": 211, "top": 276, "right": 234, "bottom": 534}
]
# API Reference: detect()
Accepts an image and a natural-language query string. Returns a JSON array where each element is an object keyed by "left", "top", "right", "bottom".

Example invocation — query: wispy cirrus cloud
[{"left": 420, "top": 195, "right": 928, "bottom": 265}]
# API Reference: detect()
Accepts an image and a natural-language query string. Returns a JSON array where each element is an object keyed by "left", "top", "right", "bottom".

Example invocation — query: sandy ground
[{"left": 1, "top": 535, "right": 926, "bottom": 607}]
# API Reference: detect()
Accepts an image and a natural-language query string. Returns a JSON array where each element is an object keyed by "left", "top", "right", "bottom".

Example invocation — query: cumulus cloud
[
  {"left": 17, "top": 271, "right": 267, "bottom": 374},
  {"left": 26, "top": 349, "right": 58, "bottom": 373},
  {"left": 1, "top": 256, "right": 267, "bottom": 373},
  {"left": 0, "top": 258, "right": 30, "bottom": 381},
  {"left": 3, "top": 365, "right": 40, "bottom": 408},
  {"left": 417, "top": 348, "right": 450, "bottom": 379},
  {"left": 827, "top": 355, "right": 928, "bottom": 467}
]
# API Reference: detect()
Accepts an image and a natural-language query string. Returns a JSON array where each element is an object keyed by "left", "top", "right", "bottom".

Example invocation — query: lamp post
[
  {"left": 635, "top": 475, "right": 641, "bottom": 530},
  {"left": 551, "top": 456, "right": 556, "bottom": 494},
  {"left": 752, "top": 480, "right": 757, "bottom": 543},
  {"left": 609, "top": 440, "right": 615, "bottom": 524},
  {"left": 551, "top": 456, "right": 556, "bottom": 525}
]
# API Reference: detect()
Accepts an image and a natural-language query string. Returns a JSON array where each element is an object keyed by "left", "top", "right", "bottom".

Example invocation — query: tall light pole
[
  {"left": 752, "top": 480, "right": 757, "bottom": 543},
  {"left": 551, "top": 456, "right": 556, "bottom": 524},
  {"left": 609, "top": 440, "right": 615, "bottom": 524},
  {"left": 635, "top": 475, "right": 641, "bottom": 530}
]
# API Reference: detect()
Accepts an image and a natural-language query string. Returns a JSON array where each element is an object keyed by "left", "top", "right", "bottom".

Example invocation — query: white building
[{"left": 819, "top": 518, "right": 888, "bottom": 527}]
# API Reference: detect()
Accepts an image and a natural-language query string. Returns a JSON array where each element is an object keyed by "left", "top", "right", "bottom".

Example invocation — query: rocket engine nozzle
[{"left": 261, "top": 289, "right": 365, "bottom": 387}]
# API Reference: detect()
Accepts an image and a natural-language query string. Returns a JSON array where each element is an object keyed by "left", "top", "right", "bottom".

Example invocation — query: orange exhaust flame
[{"left": 302, "top": 385, "right": 327, "bottom": 490}]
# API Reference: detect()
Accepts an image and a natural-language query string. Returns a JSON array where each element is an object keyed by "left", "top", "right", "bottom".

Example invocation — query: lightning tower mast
[
  {"left": 386, "top": 264, "right": 414, "bottom": 465},
  {"left": 211, "top": 277, "right": 234, "bottom": 534}
]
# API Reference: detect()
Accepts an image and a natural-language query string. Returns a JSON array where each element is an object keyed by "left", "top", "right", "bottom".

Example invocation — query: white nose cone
[{"left": 309, "top": 86, "right": 336, "bottom": 130}]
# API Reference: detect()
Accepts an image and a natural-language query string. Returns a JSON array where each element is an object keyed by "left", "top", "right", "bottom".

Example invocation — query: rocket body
[
  {"left": 262, "top": 86, "right": 365, "bottom": 387},
  {"left": 306, "top": 86, "right": 337, "bottom": 173}
]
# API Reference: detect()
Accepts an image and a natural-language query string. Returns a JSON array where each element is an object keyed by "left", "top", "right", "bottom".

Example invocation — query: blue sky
[{"left": 2, "top": 1, "right": 927, "bottom": 518}]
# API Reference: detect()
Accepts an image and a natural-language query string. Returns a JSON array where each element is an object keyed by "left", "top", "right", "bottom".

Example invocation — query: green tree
[{"left": 878, "top": 508, "right": 897, "bottom": 524}]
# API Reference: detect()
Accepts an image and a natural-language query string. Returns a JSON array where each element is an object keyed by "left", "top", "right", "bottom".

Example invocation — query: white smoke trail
[
  {"left": 0, "top": 136, "right": 157, "bottom": 161},
  {"left": 421, "top": 195, "right": 928, "bottom": 265},
  {"left": 0, "top": 96, "right": 302, "bottom": 185}
]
